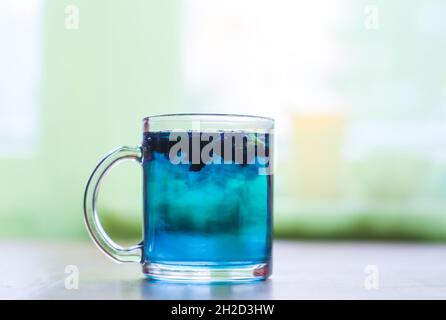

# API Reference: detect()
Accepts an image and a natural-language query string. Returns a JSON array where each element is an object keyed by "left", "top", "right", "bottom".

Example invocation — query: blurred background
[{"left": 1, "top": 0, "right": 446, "bottom": 242}]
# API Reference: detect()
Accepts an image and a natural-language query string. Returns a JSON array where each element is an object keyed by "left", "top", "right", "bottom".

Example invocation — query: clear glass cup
[{"left": 84, "top": 113, "right": 274, "bottom": 282}]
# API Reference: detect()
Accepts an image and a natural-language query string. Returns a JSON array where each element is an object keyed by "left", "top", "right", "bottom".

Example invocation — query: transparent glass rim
[
  {"left": 144, "top": 113, "right": 273, "bottom": 122},
  {"left": 143, "top": 113, "right": 274, "bottom": 133}
]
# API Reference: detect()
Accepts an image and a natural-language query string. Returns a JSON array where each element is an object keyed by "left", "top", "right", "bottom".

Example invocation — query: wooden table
[{"left": 1, "top": 241, "right": 445, "bottom": 299}]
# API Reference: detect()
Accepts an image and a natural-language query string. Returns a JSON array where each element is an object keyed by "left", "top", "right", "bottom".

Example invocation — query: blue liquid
[{"left": 142, "top": 131, "right": 272, "bottom": 266}]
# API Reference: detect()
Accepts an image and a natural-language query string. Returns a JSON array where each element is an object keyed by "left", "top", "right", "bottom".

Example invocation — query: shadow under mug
[{"left": 84, "top": 113, "right": 274, "bottom": 282}]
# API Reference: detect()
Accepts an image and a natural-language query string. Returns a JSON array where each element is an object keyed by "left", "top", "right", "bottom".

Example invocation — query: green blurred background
[{"left": 1, "top": 0, "right": 446, "bottom": 241}]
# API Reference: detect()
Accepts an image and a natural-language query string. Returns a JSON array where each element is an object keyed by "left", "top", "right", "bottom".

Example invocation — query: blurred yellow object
[{"left": 292, "top": 113, "right": 345, "bottom": 200}]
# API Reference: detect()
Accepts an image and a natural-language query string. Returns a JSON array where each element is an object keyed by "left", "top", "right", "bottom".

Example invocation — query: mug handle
[{"left": 83, "top": 146, "right": 143, "bottom": 263}]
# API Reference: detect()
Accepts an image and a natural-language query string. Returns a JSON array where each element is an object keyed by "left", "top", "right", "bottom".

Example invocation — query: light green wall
[
  {"left": 0, "top": 0, "right": 181, "bottom": 238},
  {"left": 2, "top": 0, "right": 446, "bottom": 241}
]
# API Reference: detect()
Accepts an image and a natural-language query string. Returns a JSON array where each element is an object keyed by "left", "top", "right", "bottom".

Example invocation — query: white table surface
[{"left": 1, "top": 240, "right": 445, "bottom": 299}]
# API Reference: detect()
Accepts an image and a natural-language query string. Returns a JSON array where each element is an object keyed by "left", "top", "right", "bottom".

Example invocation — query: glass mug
[{"left": 84, "top": 113, "right": 274, "bottom": 282}]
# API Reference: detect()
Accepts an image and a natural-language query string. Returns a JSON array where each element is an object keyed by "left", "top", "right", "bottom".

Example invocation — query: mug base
[{"left": 142, "top": 261, "right": 271, "bottom": 283}]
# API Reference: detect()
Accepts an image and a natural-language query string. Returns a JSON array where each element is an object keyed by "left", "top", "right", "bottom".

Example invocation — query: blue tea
[{"left": 142, "top": 131, "right": 272, "bottom": 277}]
